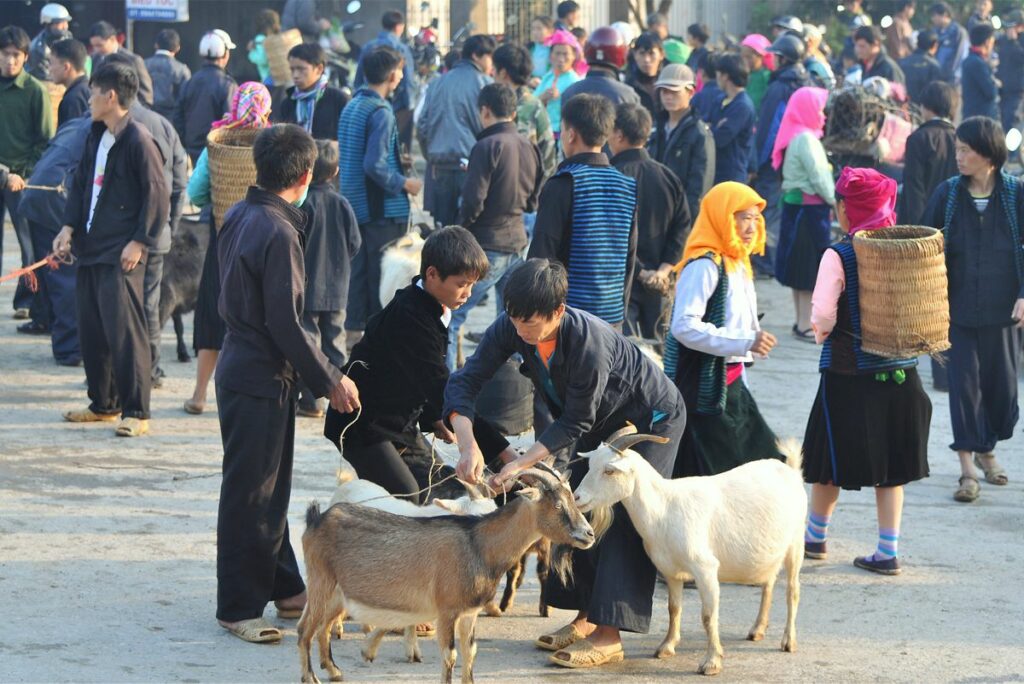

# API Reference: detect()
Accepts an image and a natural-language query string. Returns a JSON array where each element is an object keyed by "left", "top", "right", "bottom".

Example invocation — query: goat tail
[
  {"left": 305, "top": 501, "right": 325, "bottom": 530},
  {"left": 588, "top": 506, "right": 615, "bottom": 543},
  {"left": 777, "top": 438, "right": 803, "bottom": 474}
]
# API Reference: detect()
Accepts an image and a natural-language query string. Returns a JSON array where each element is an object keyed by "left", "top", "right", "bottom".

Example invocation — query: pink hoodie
[{"left": 771, "top": 87, "right": 829, "bottom": 171}]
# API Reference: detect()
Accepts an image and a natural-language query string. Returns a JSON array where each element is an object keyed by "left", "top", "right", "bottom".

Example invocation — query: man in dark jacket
[
  {"left": 649, "top": 64, "right": 714, "bottom": 229},
  {"left": 562, "top": 26, "right": 640, "bottom": 108},
  {"left": 417, "top": 34, "right": 495, "bottom": 228},
  {"left": 492, "top": 43, "right": 557, "bottom": 178},
  {"left": 282, "top": 0, "right": 330, "bottom": 43},
  {"left": 610, "top": 103, "right": 690, "bottom": 340},
  {"left": 996, "top": 11, "right": 1024, "bottom": 132},
  {"left": 854, "top": 26, "right": 906, "bottom": 84},
  {"left": 274, "top": 43, "right": 349, "bottom": 140},
  {"left": 930, "top": 1, "right": 968, "bottom": 84},
  {"left": 354, "top": 10, "right": 417, "bottom": 150},
  {"left": 624, "top": 32, "right": 664, "bottom": 121},
  {"left": 49, "top": 38, "right": 89, "bottom": 126},
  {"left": 27, "top": 2, "right": 71, "bottom": 81},
  {"left": 899, "top": 81, "right": 959, "bottom": 225},
  {"left": 173, "top": 29, "right": 238, "bottom": 162},
  {"left": 899, "top": 29, "right": 943, "bottom": 103},
  {"left": 52, "top": 62, "right": 169, "bottom": 438},
  {"left": 961, "top": 22, "right": 999, "bottom": 120},
  {"left": 88, "top": 21, "right": 154, "bottom": 107},
  {"left": 709, "top": 53, "right": 756, "bottom": 184},
  {"left": 145, "top": 29, "right": 191, "bottom": 122},
  {"left": 213, "top": 123, "right": 359, "bottom": 642},
  {"left": 445, "top": 258, "right": 686, "bottom": 657},
  {"left": 449, "top": 83, "right": 543, "bottom": 369}
]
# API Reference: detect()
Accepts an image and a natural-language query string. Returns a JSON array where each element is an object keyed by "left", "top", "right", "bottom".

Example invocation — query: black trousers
[
  {"left": 0, "top": 185, "right": 36, "bottom": 312},
  {"left": 948, "top": 323, "right": 1022, "bottom": 453},
  {"left": 343, "top": 436, "right": 426, "bottom": 502},
  {"left": 345, "top": 218, "right": 407, "bottom": 331},
  {"left": 544, "top": 404, "right": 686, "bottom": 633},
  {"left": 625, "top": 285, "right": 666, "bottom": 340},
  {"left": 215, "top": 386, "right": 306, "bottom": 622},
  {"left": 426, "top": 166, "right": 466, "bottom": 229},
  {"left": 29, "top": 219, "right": 80, "bottom": 363},
  {"left": 143, "top": 253, "right": 164, "bottom": 381},
  {"left": 77, "top": 262, "right": 151, "bottom": 419}
]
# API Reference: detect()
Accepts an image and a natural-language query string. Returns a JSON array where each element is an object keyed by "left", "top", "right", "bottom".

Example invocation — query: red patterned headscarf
[{"left": 211, "top": 81, "right": 273, "bottom": 130}]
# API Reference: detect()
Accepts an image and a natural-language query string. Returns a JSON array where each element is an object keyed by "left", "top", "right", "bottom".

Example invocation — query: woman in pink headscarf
[
  {"left": 771, "top": 86, "right": 835, "bottom": 341},
  {"left": 534, "top": 29, "right": 583, "bottom": 139},
  {"left": 802, "top": 166, "right": 931, "bottom": 577},
  {"left": 740, "top": 34, "right": 774, "bottom": 110}
]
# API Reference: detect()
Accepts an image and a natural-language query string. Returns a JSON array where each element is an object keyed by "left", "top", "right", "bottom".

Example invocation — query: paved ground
[{"left": 1, "top": 223, "right": 1022, "bottom": 683}]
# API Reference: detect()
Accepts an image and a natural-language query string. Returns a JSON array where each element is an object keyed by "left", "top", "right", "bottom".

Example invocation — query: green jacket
[
  {"left": 747, "top": 68, "right": 771, "bottom": 112},
  {"left": 0, "top": 69, "right": 53, "bottom": 176},
  {"left": 516, "top": 86, "right": 557, "bottom": 180}
]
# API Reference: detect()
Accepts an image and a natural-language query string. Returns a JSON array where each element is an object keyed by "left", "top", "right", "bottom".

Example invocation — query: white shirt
[
  {"left": 417, "top": 280, "right": 452, "bottom": 328},
  {"left": 86, "top": 130, "right": 116, "bottom": 233},
  {"left": 670, "top": 258, "right": 759, "bottom": 363}
]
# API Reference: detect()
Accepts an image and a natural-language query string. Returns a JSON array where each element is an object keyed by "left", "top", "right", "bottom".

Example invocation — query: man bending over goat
[{"left": 444, "top": 258, "right": 687, "bottom": 669}]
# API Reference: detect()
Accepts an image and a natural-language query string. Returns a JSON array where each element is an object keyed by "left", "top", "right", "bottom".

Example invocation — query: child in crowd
[
  {"left": 297, "top": 141, "right": 361, "bottom": 417},
  {"left": 529, "top": 15, "right": 554, "bottom": 83},
  {"left": 248, "top": 9, "right": 281, "bottom": 84}
]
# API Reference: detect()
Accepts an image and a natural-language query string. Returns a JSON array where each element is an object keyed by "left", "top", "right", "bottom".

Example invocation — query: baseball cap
[
  {"left": 199, "top": 29, "right": 236, "bottom": 58},
  {"left": 655, "top": 63, "right": 696, "bottom": 91},
  {"left": 1007, "top": 9, "right": 1024, "bottom": 27}
]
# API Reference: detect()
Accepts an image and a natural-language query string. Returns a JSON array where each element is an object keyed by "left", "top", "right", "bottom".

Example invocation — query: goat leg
[
  {"left": 318, "top": 598, "right": 346, "bottom": 681},
  {"left": 747, "top": 578, "right": 775, "bottom": 642},
  {"left": 782, "top": 542, "right": 801, "bottom": 653},
  {"left": 361, "top": 627, "right": 387, "bottom": 663},
  {"left": 403, "top": 625, "right": 422, "bottom": 663},
  {"left": 497, "top": 559, "right": 524, "bottom": 613},
  {"left": 436, "top": 615, "right": 458, "bottom": 684},
  {"left": 173, "top": 312, "right": 190, "bottom": 362},
  {"left": 536, "top": 542, "right": 550, "bottom": 617},
  {"left": 656, "top": 577, "right": 684, "bottom": 659},
  {"left": 693, "top": 561, "right": 724, "bottom": 676},
  {"left": 457, "top": 613, "right": 478, "bottom": 684}
]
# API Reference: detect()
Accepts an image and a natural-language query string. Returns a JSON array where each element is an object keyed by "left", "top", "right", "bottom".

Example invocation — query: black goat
[{"left": 159, "top": 220, "right": 209, "bottom": 362}]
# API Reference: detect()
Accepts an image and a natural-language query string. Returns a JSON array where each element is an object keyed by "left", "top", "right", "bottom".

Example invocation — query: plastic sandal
[
  {"left": 973, "top": 453, "right": 1008, "bottom": 486},
  {"left": 221, "top": 617, "right": 282, "bottom": 643},
  {"left": 549, "top": 640, "right": 625, "bottom": 668},
  {"left": 62, "top": 408, "right": 119, "bottom": 423},
  {"left": 115, "top": 417, "right": 150, "bottom": 437},
  {"left": 953, "top": 475, "right": 980, "bottom": 502},
  {"left": 535, "top": 623, "right": 584, "bottom": 651}
]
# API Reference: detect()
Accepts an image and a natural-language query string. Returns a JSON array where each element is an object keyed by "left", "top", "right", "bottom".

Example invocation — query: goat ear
[
  {"left": 605, "top": 458, "right": 631, "bottom": 475},
  {"left": 433, "top": 499, "right": 455, "bottom": 511},
  {"left": 515, "top": 486, "right": 542, "bottom": 502}
]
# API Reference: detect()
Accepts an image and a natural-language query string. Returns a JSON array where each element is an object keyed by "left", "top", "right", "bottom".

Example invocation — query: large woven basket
[
  {"left": 45, "top": 82, "right": 65, "bottom": 130},
  {"left": 264, "top": 29, "right": 302, "bottom": 87},
  {"left": 852, "top": 225, "right": 950, "bottom": 358},
  {"left": 207, "top": 127, "right": 259, "bottom": 227}
]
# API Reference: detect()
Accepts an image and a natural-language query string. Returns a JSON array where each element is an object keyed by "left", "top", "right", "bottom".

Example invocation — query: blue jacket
[
  {"left": 691, "top": 82, "right": 724, "bottom": 123},
  {"left": 754, "top": 62, "right": 809, "bottom": 174},
  {"left": 19, "top": 116, "right": 92, "bottom": 230},
  {"left": 354, "top": 31, "right": 416, "bottom": 111},
  {"left": 417, "top": 60, "right": 491, "bottom": 163},
  {"left": 339, "top": 88, "right": 408, "bottom": 224},
  {"left": 709, "top": 91, "right": 756, "bottom": 184},
  {"left": 961, "top": 51, "right": 999, "bottom": 120},
  {"left": 935, "top": 21, "right": 968, "bottom": 83}
]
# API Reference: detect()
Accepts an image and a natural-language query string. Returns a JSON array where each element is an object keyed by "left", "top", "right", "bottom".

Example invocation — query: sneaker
[
  {"left": 853, "top": 554, "right": 901, "bottom": 576},
  {"left": 17, "top": 321, "right": 50, "bottom": 335},
  {"left": 804, "top": 541, "right": 827, "bottom": 560},
  {"left": 12, "top": 308, "right": 30, "bottom": 320}
]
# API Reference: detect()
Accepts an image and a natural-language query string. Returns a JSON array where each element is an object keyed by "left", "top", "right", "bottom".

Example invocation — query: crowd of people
[{"left": 0, "top": 0, "right": 1021, "bottom": 667}]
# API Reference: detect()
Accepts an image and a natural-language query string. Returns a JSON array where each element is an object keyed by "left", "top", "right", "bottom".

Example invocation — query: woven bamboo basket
[
  {"left": 264, "top": 29, "right": 302, "bottom": 87},
  {"left": 45, "top": 82, "right": 65, "bottom": 130},
  {"left": 207, "top": 127, "right": 260, "bottom": 227},
  {"left": 852, "top": 225, "right": 950, "bottom": 358}
]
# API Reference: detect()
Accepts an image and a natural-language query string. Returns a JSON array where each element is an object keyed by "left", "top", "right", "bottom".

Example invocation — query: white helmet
[
  {"left": 40, "top": 3, "right": 71, "bottom": 25},
  {"left": 611, "top": 21, "right": 637, "bottom": 46}
]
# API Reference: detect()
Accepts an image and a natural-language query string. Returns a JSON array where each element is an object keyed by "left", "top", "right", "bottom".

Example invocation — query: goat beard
[{"left": 548, "top": 506, "right": 614, "bottom": 587}]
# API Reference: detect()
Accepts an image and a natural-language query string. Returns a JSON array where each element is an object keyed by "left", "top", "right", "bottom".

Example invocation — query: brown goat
[
  {"left": 483, "top": 538, "right": 551, "bottom": 617},
  {"left": 298, "top": 467, "right": 594, "bottom": 684}
]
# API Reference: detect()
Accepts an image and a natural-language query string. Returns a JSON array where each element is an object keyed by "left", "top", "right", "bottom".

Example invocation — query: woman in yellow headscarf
[{"left": 666, "top": 181, "right": 783, "bottom": 476}]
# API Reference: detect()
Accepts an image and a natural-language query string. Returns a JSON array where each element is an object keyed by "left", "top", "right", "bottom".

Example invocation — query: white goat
[
  {"left": 379, "top": 231, "right": 424, "bottom": 308},
  {"left": 572, "top": 427, "right": 806, "bottom": 676}
]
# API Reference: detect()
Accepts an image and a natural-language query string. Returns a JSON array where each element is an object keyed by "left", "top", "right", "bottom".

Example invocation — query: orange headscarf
[{"left": 677, "top": 181, "right": 767, "bottom": 277}]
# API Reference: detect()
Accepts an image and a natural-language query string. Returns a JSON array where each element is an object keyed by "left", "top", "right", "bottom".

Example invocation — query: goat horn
[
  {"left": 610, "top": 434, "right": 671, "bottom": 452},
  {"left": 533, "top": 460, "right": 565, "bottom": 480},
  {"left": 604, "top": 423, "right": 638, "bottom": 448},
  {"left": 517, "top": 466, "right": 561, "bottom": 489}
]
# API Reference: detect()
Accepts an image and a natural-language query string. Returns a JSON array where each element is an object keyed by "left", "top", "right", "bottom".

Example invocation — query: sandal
[
  {"left": 62, "top": 408, "right": 119, "bottom": 423},
  {"left": 115, "top": 417, "right": 150, "bottom": 437},
  {"left": 221, "top": 617, "right": 282, "bottom": 643},
  {"left": 535, "top": 623, "right": 585, "bottom": 651},
  {"left": 973, "top": 453, "right": 1008, "bottom": 486},
  {"left": 953, "top": 475, "right": 980, "bottom": 503},
  {"left": 549, "top": 640, "right": 625, "bottom": 668},
  {"left": 791, "top": 325, "right": 816, "bottom": 343}
]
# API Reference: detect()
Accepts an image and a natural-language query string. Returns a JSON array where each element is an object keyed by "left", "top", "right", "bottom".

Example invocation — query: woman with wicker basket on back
[
  {"left": 922, "top": 116, "right": 1024, "bottom": 502},
  {"left": 802, "top": 167, "right": 932, "bottom": 576},
  {"left": 183, "top": 82, "right": 272, "bottom": 415}
]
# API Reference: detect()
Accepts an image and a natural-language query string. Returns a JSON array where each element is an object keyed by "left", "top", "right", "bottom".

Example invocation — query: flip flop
[
  {"left": 222, "top": 617, "right": 282, "bottom": 643},
  {"left": 549, "top": 640, "right": 625, "bottom": 668},
  {"left": 954, "top": 475, "right": 980, "bottom": 503},
  {"left": 791, "top": 325, "right": 816, "bottom": 343},
  {"left": 973, "top": 453, "right": 1008, "bottom": 485},
  {"left": 536, "top": 623, "right": 585, "bottom": 651}
]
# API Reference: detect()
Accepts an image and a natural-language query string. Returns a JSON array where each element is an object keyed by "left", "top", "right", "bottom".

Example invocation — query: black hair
[
  {"left": 253, "top": 124, "right": 318, "bottom": 192},
  {"left": 89, "top": 21, "right": 118, "bottom": 40},
  {"left": 288, "top": 42, "right": 327, "bottom": 68},
  {"left": 0, "top": 25, "right": 31, "bottom": 55},
  {"left": 557, "top": 1, "right": 580, "bottom": 20},
  {"left": 462, "top": 34, "right": 497, "bottom": 60},
  {"left": 533, "top": 16, "right": 555, "bottom": 30},
  {"left": 957, "top": 116, "right": 1006, "bottom": 169},
  {"left": 929, "top": 1, "right": 952, "bottom": 17},
  {"left": 700, "top": 52, "right": 718, "bottom": 80},
  {"left": 255, "top": 9, "right": 281, "bottom": 36},
  {"left": 478, "top": 83, "right": 518, "bottom": 119},
  {"left": 503, "top": 259, "right": 568, "bottom": 320},
  {"left": 561, "top": 93, "right": 615, "bottom": 147},
  {"left": 90, "top": 61, "right": 138, "bottom": 107},
  {"left": 382, "top": 10, "right": 405, "bottom": 31},
  {"left": 648, "top": 12, "right": 668, "bottom": 28},
  {"left": 493, "top": 43, "right": 532, "bottom": 86},
  {"left": 687, "top": 23, "right": 710, "bottom": 44},
  {"left": 633, "top": 32, "right": 663, "bottom": 53},
  {"left": 420, "top": 225, "right": 489, "bottom": 281},
  {"left": 51, "top": 38, "right": 87, "bottom": 72},
  {"left": 614, "top": 102, "right": 652, "bottom": 146},
  {"left": 715, "top": 52, "right": 748, "bottom": 88},
  {"left": 969, "top": 22, "right": 995, "bottom": 47},
  {"left": 155, "top": 29, "right": 180, "bottom": 52},
  {"left": 312, "top": 139, "right": 339, "bottom": 184},
  {"left": 919, "top": 80, "right": 958, "bottom": 118},
  {"left": 571, "top": 27, "right": 587, "bottom": 43},
  {"left": 896, "top": 0, "right": 916, "bottom": 11},
  {"left": 362, "top": 45, "right": 403, "bottom": 85},
  {"left": 916, "top": 29, "right": 939, "bottom": 52},
  {"left": 853, "top": 25, "right": 883, "bottom": 45}
]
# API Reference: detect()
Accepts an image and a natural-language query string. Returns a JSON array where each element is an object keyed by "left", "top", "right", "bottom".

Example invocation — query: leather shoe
[{"left": 17, "top": 321, "right": 50, "bottom": 335}]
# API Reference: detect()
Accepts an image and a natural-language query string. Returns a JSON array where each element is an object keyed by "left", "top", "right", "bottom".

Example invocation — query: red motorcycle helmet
[{"left": 585, "top": 26, "right": 628, "bottom": 69}]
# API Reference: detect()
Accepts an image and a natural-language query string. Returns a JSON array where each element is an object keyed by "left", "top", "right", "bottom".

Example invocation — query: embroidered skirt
[
  {"left": 775, "top": 203, "right": 831, "bottom": 291},
  {"left": 802, "top": 368, "right": 931, "bottom": 490}
]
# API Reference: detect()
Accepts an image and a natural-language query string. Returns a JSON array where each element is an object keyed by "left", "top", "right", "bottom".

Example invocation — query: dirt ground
[{"left": 1, "top": 224, "right": 1022, "bottom": 683}]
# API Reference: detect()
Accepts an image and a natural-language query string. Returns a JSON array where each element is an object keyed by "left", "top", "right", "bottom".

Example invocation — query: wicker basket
[
  {"left": 207, "top": 127, "right": 259, "bottom": 227},
  {"left": 45, "top": 82, "right": 65, "bottom": 130},
  {"left": 264, "top": 29, "right": 302, "bottom": 87},
  {"left": 852, "top": 225, "right": 950, "bottom": 358}
]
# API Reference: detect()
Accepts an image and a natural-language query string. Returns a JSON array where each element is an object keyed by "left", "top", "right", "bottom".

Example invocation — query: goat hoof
[
  {"left": 655, "top": 643, "right": 676, "bottom": 659},
  {"left": 408, "top": 652, "right": 422, "bottom": 664},
  {"left": 329, "top": 674, "right": 343, "bottom": 682},
  {"left": 782, "top": 635, "right": 797, "bottom": 653},
  {"left": 483, "top": 601, "right": 502, "bottom": 617},
  {"left": 698, "top": 656, "right": 722, "bottom": 676},
  {"left": 177, "top": 352, "right": 191, "bottom": 362},
  {"left": 747, "top": 630, "right": 765, "bottom": 642},
  {"left": 360, "top": 650, "right": 374, "bottom": 663},
  {"left": 539, "top": 605, "right": 549, "bottom": 618},
  {"left": 301, "top": 674, "right": 322, "bottom": 684}
]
